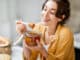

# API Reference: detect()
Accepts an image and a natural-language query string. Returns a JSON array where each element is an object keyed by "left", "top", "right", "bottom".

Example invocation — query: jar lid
[{"left": 0, "top": 36, "right": 10, "bottom": 47}]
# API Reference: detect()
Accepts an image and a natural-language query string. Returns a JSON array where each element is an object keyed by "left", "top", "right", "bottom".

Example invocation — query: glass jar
[{"left": 23, "top": 31, "right": 41, "bottom": 46}]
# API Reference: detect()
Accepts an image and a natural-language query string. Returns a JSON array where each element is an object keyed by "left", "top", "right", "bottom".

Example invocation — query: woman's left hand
[
  {"left": 27, "top": 40, "right": 42, "bottom": 51},
  {"left": 23, "top": 40, "right": 31, "bottom": 60},
  {"left": 27, "top": 40, "right": 48, "bottom": 58}
]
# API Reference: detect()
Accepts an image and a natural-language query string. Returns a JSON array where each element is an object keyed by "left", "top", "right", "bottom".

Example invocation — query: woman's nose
[{"left": 44, "top": 11, "right": 49, "bottom": 18}]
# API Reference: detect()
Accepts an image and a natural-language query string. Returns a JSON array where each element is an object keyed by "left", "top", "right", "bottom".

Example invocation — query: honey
[{"left": 24, "top": 31, "right": 41, "bottom": 46}]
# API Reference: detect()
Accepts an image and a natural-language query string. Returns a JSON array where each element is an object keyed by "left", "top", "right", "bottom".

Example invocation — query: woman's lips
[{"left": 43, "top": 19, "right": 50, "bottom": 22}]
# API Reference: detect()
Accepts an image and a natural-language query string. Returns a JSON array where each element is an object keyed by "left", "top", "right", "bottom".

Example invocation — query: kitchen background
[
  {"left": 0, "top": 0, "right": 80, "bottom": 60},
  {"left": 0, "top": 0, "right": 80, "bottom": 41}
]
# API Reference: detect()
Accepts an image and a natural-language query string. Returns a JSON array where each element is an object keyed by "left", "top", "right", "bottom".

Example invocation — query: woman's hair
[{"left": 42, "top": 0, "right": 70, "bottom": 25}]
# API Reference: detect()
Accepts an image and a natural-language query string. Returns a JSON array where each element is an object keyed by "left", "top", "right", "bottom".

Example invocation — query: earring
[{"left": 58, "top": 19, "right": 61, "bottom": 22}]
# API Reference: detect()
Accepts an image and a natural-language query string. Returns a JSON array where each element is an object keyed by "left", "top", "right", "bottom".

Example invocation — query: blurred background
[
  {"left": 0, "top": 0, "right": 80, "bottom": 60},
  {"left": 0, "top": 0, "right": 44, "bottom": 40}
]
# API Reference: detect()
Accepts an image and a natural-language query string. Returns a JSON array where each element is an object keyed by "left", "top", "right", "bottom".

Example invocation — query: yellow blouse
[{"left": 23, "top": 23, "right": 75, "bottom": 60}]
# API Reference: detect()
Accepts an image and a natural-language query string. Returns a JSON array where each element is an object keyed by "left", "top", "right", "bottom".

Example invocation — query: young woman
[{"left": 16, "top": 0, "right": 75, "bottom": 60}]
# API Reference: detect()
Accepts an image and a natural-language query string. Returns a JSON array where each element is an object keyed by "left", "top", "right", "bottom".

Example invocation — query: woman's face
[{"left": 41, "top": 0, "right": 60, "bottom": 26}]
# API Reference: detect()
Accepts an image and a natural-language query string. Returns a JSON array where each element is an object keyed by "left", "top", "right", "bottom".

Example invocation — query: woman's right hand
[
  {"left": 23, "top": 40, "right": 31, "bottom": 60},
  {"left": 16, "top": 20, "right": 27, "bottom": 34}
]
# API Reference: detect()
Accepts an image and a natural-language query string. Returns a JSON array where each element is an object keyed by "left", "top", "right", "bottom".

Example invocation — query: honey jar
[{"left": 23, "top": 31, "right": 41, "bottom": 46}]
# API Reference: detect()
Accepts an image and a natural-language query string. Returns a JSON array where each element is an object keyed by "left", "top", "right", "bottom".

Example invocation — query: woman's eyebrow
[
  {"left": 44, "top": 5, "right": 57, "bottom": 11},
  {"left": 51, "top": 8, "right": 57, "bottom": 11}
]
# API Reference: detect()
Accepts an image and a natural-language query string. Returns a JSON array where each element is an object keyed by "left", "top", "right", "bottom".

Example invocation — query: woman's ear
[
  {"left": 58, "top": 15, "right": 65, "bottom": 22},
  {"left": 58, "top": 18, "right": 62, "bottom": 22},
  {"left": 62, "top": 15, "right": 65, "bottom": 20}
]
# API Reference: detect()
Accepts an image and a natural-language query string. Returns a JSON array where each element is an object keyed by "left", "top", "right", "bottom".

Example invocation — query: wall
[
  {"left": 0, "top": 0, "right": 44, "bottom": 41},
  {"left": 0, "top": 0, "right": 80, "bottom": 42},
  {"left": 66, "top": 0, "right": 80, "bottom": 33}
]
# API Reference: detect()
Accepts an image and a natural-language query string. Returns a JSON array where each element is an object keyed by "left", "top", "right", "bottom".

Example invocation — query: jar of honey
[{"left": 23, "top": 31, "right": 41, "bottom": 46}]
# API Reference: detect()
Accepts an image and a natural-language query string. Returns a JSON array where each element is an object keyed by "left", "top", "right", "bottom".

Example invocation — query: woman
[{"left": 16, "top": 0, "right": 75, "bottom": 60}]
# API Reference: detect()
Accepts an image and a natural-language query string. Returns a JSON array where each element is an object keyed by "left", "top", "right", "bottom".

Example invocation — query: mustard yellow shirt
[{"left": 23, "top": 23, "right": 75, "bottom": 60}]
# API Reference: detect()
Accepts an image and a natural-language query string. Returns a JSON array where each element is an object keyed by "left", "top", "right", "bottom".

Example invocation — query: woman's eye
[
  {"left": 43, "top": 8, "right": 47, "bottom": 11},
  {"left": 50, "top": 12, "right": 55, "bottom": 15}
]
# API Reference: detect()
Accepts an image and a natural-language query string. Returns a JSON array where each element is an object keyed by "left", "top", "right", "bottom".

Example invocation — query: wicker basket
[{"left": 0, "top": 36, "right": 11, "bottom": 55}]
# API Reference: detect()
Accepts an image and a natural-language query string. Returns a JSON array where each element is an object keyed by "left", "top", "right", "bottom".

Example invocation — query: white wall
[
  {"left": 15, "top": 0, "right": 45, "bottom": 22},
  {"left": 0, "top": 0, "right": 80, "bottom": 42},
  {"left": 0, "top": 0, "right": 44, "bottom": 41},
  {"left": 0, "top": 0, "right": 16, "bottom": 41},
  {"left": 0, "top": 0, "right": 11, "bottom": 38}
]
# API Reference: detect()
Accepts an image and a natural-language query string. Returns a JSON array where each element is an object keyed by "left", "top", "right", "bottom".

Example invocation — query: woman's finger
[
  {"left": 16, "top": 23, "right": 26, "bottom": 34},
  {"left": 36, "top": 40, "right": 43, "bottom": 47},
  {"left": 23, "top": 40, "right": 28, "bottom": 48},
  {"left": 36, "top": 40, "right": 40, "bottom": 45},
  {"left": 16, "top": 20, "right": 22, "bottom": 24}
]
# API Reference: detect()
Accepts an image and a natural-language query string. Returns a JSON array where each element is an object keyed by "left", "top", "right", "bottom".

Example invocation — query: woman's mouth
[{"left": 43, "top": 19, "right": 50, "bottom": 22}]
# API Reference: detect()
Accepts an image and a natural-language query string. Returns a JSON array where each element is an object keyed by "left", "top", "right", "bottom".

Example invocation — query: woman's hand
[
  {"left": 16, "top": 20, "right": 27, "bottom": 34},
  {"left": 23, "top": 40, "right": 31, "bottom": 60},
  {"left": 26, "top": 40, "right": 48, "bottom": 58}
]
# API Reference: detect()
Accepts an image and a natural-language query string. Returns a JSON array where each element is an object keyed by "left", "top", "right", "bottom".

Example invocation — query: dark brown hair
[{"left": 42, "top": 0, "right": 70, "bottom": 25}]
